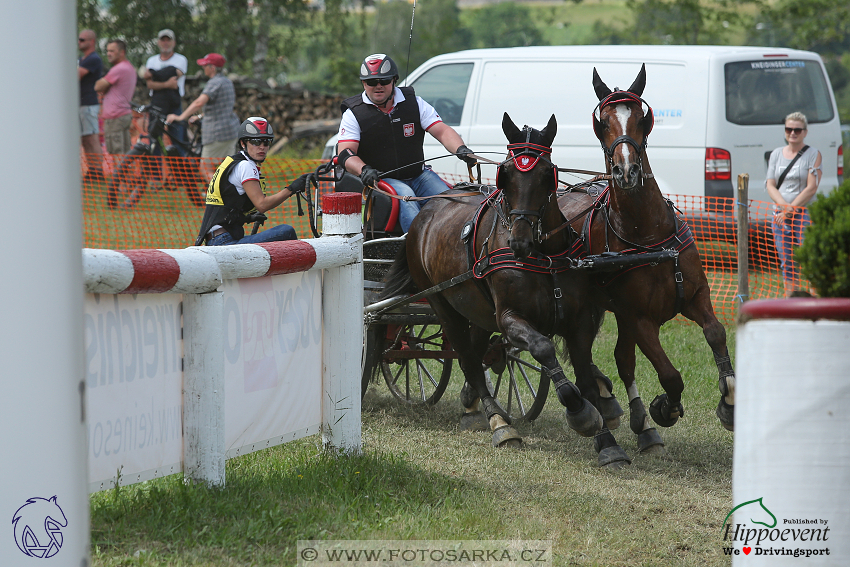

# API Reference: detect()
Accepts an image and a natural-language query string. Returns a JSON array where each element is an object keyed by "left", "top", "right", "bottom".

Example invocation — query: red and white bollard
[{"left": 320, "top": 193, "right": 364, "bottom": 453}]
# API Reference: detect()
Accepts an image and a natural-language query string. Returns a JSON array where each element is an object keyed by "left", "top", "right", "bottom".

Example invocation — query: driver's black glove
[
  {"left": 287, "top": 173, "right": 311, "bottom": 194},
  {"left": 245, "top": 212, "right": 267, "bottom": 225},
  {"left": 455, "top": 145, "right": 477, "bottom": 166},
  {"left": 360, "top": 165, "right": 380, "bottom": 188}
]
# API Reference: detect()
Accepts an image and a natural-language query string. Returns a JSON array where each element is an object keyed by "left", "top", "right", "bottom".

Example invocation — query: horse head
[
  {"left": 499, "top": 112, "right": 558, "bottom": 259},
  {"left": 592, "top": 64, "right": 654, "bottom": 191}
]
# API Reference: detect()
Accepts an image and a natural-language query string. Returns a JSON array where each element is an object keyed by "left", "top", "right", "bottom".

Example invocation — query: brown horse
[
  {"left": 559, "top": 65, "right": 735, "bottom": 455},
  {"left": 382, "top": 113, "right": 631, "bottom": 469}
]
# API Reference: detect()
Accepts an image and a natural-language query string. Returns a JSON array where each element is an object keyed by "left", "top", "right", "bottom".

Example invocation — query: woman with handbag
[{"left": 765, "top": 112, "right": 822, "bottom": 297}]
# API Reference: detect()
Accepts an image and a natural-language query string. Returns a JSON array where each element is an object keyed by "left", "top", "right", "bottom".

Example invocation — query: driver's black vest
[
  {"left": 195, "top": 153, "right": 265, "bottom": 245},
  {"left": 341, "top": 86, "right": 425, "bottom": 180}
]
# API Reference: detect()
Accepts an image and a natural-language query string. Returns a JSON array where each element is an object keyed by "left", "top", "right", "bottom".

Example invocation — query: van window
[
  {"left": 725, "top": 60, "right": 834, "bottom": 125},
  {"left": 409, "top": 63, "right": 473, "bottom": 126}
]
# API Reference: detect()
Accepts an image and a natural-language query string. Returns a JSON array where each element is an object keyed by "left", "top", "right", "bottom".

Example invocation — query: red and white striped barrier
[{"left": 82, "top": 192, "right": 363, "bottom": 488}]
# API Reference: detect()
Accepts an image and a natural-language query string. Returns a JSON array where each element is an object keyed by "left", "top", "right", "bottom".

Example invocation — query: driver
[
  {"left": 337, "top": 53, "right": 477, "bottom": 232},
  {"left": 195, "top": 117, "right": 309, "bottom": 246}
]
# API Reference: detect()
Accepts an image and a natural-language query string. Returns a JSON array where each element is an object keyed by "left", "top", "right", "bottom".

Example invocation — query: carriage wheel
[
  {"left": 484, "top": 336, "right": 549, "bottom": 422},
  {"left": 362, "top": 324, "right": 385, "bottom": 400},
  {"left": 380, "top": 323, "right": 453, "bottom": 405}
]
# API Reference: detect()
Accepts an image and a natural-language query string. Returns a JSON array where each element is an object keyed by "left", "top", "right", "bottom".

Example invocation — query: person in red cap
[{"left": 167, "top": 52, "right": 239, "bottom": 178}]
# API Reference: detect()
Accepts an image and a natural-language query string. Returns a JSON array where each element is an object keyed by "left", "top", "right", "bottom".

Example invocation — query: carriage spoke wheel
[
  {"left": 381, "top": 323, "right": 453, "bottom": 405},
  {"left": 485, "top": 338, "right": 549, "bottom": 422}
]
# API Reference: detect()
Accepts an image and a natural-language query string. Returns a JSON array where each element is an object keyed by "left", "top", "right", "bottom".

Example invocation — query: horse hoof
[
  {"left": 459, "top": 411, "right": 489, "bottom": 432},
  {"left": 636, "top": 427, "right": 666, "bottom": 455},
  {"left": 597, "top": 445, "right": 631, "bottom": 469},
  {"left": 649, "top": 394, "right": 683, "bottom": 428},
  {"left": 565, "top": 400, "right": 603, "bottom": 437},
  {"left": 492, "top": 425, "right": 523, "bottom": 448},
  {"left": 598, "top": 395, "right": 624, "bottom": 430},
  {"left": 716, "top": 398, "right": 734, "bottom": 431}
]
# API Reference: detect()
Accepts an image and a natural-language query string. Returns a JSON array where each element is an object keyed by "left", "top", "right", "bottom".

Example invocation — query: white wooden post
[
  {"left": 0, "top": 1, "right": 89, "bottom": 563},
  {"left": 321, "top": 193, "right": 364, "bottom": 453},
  {"left": 183, "top": 291, "right": 226, "bottom": 486}
]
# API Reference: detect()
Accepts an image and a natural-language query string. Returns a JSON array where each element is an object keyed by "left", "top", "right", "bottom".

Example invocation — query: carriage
[{"left": 304, "top": 64, "right": 735, "bottom": 466}]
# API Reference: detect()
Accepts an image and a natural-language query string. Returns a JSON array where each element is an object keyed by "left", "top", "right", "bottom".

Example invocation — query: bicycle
[{"left": 107, "top": 104, "right": 207, "bottom": 209}]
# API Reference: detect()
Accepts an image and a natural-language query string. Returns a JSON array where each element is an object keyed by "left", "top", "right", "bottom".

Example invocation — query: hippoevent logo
[
  {"left": 12, "top": 496, "right": 68, "bottom": 558},
  {"left": 721, "top": 497, "right": 831, "bottom": 558}
]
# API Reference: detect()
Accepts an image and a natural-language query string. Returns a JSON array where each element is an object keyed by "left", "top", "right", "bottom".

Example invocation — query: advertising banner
[
  {"left": 84, "top": 293, "right": 184, "bottom": 491},
  {"left": 222, "top": 271, "right": 323, "bottom": 456}
]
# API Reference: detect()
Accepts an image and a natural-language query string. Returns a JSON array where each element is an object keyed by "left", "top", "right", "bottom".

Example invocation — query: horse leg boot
[
  {"left": 547, "top": 366, "right": 602, "bottom": 437},
  {"left": 625, "top": 383, "right": 665, "bottom": 455},
  {"left": 459, "top": 380, "right": 489, "bottom": 432},
  {"left": 632, "top": 323, "right": 685, "bottom": 427},
  {"left": 714, "top": 350, "right": 735, "bottom": 431},
  {"left": 591, "top": 363, "right": 623, "bottom": 430}
]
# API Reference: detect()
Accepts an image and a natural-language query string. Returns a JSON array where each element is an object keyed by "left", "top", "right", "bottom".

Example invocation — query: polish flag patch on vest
[{"left": 403, "top": 123, "right": 415, "bottom": 137}]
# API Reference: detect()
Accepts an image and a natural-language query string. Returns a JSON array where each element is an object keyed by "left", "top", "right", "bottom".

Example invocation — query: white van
[{"left": 325, "top": 45, "right": 843, "bottom": 207}]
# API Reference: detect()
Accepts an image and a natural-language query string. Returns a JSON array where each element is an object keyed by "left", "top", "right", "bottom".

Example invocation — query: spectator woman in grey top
[{"left": 765, "top": 111, "right": 822, "bottom": 297}]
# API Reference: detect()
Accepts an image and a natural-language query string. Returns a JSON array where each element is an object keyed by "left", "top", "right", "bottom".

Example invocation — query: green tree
[
  {"left": 622, "top": 0, "right": 762, "bottom": 45},
  {"left": 462, "top": 3, "right": 546, "bottom": 49}
]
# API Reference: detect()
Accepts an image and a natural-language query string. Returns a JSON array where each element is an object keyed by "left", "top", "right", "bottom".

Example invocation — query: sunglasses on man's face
[
  {"left": 247, "top": 138, "right": 272, "bottom": 147},
  {"left": 78, "top": 38, "right": 87, "bottom": 42},
  {"left": 785, "top": 127, "right": 806, "bottom": 135},
  {"left": 364, "top": 78, "right": 392, "bottom": 87}
]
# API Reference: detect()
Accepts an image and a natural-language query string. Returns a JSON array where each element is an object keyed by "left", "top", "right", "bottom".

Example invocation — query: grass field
[{"left": 90, "top": 316, "right": 735, "bottom": 566}]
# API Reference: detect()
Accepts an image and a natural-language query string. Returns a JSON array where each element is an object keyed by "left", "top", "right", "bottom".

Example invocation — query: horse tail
[{"left": 380, "top": 239, "right": 416, "bottom": 300}]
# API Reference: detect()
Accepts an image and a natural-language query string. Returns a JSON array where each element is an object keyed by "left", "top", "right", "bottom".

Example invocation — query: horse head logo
[
  {"left": 12, "top": 496, "right": 68, "bottom": 558},
  {"left": 722, "top": 497, "right": 777, "bottom": 533}
]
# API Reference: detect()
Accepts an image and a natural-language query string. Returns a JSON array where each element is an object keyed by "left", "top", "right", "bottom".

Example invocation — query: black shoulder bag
[{"left": 776, "top": 145, "right": 809, "bottom": 189}]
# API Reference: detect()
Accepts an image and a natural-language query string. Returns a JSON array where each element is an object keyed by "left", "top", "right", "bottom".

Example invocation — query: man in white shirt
[
  {"left": 144, "top": 29, "right": 189, "bottom": 155},
  {"left": 337, "top": 53, "right": 476, "bottom": 232}
]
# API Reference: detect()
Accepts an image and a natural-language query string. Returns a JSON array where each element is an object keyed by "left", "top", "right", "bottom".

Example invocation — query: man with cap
[
  {"left": 195, "top": 117, "right": 310, "bottom": 246},
  {"left": 144, "top": 29, "right": 189, "bottom": 154},
  {"left": 167, "top": 52, "right": 239, "bottom": 178},
  {"left": 337, "top": 53, "right": 477, "bottom": 233}
]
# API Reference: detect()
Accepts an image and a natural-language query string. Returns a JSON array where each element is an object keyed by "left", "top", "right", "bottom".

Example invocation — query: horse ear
[
  {"left": 502, "top": 112, "right": 522, "bottom": 142},
  {"left": 627, "top": 63, "right": 647, "bottom": 97},
  {"left": 593, "top": 67, "right": 611, "bottom": 101},
  {"left": 540, "top": 114, "right": 557, "bottom": 147}
]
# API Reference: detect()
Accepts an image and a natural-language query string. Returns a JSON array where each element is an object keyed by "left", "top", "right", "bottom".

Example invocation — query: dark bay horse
[
  {"left": 559, "top": 65, "right": 735, "bottom": 455},
  {"left": 382, "top": 113, "right": 631, "bottom": 469}
]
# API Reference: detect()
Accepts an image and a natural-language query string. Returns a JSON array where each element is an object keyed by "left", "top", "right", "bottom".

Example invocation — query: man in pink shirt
[{"left": 95, "top": 39, "right": 138, "bottom": 155}]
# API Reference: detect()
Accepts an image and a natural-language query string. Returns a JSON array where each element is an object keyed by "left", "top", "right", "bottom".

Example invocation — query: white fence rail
[{"left": 82, "top": 193, "right": 363, "bottom": 490}]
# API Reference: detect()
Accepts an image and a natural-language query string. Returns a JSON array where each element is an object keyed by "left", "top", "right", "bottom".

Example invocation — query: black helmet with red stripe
[
  {"left": 359, "top": 53, "right": 399, "bottom": 81},
  {"left": 238, "top": 116, "right": 274, "bottom": 142}
]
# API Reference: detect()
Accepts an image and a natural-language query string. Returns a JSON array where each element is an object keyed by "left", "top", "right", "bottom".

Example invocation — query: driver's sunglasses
[
  {"left": 785, "top": 127, "right": 806, "bottom": 135},
  {"left": 364, "top": 78, "right": 392, "bottom": 87},
  {"left": 247, "top": 138, "right": 272, "bottom": 147}
]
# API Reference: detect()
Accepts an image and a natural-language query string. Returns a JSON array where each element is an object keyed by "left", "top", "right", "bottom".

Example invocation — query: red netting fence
[{"left": 81, "top": 156, "right": 802, "bottom": 325}]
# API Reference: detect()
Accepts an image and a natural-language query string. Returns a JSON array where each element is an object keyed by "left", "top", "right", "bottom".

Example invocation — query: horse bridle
[
  {"left": 592, "top": 90, "right": 655, "bottom": 181},
  {"left": 495, "top": 129, "right": 559, "bottom": 244}
]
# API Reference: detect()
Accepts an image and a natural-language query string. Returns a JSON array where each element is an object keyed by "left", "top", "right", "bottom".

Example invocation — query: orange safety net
[
  {"left": 81, "top": 152, "right": 333, "bottom": 249},
  {"left": 81, "top": 163, "right": 803, "bottom": 325}
]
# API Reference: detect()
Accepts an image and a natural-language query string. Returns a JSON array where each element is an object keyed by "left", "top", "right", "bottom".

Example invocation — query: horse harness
[{"left": 568, "top": 184, "right": 695, "bottom": 315}]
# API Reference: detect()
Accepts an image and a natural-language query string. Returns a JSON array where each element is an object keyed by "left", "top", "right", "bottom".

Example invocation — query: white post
[
  {"left": 183, "top": 292, "right": 226, "bottom": 486},
  {"left": 321, "top": 193, "right": 364, "bottom": 453},
  {"left": 0, "top": 1, "right": 89, "bottom": 564}
]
